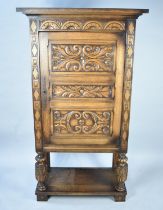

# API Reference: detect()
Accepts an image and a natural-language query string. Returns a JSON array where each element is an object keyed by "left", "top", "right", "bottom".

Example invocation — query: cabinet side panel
[
  {"left": 120, "top": 19, "right": 136, "bottom": 152},
  {"left": 39, "top": 32, "right": 51, "bottom": 144},
  {"left": 30, "top": 17, "right": 43, "bottom": 152}
]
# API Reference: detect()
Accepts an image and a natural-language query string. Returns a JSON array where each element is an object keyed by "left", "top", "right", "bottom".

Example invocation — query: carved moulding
[
  {"left": 53, "top": 111, "right": 112, "bottom": 135},
  {"left": 40, "top": 20, "right": 125, "bottom": 32},
  {"left": 52, "top": 85, "right": 114, "bottom": 99},
  {"left": 120, "top": 20, "right": 136, "bottom": 152},
  {"left": 30, "top": 18, "right": 43, "bottom": 152},
  {"left": 51, "top": 44, "right": 115, "bottom": 72}
]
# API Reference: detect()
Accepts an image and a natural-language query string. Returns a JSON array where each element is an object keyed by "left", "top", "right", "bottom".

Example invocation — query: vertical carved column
[
  {"left": 35, "top": 152, "right": 47, "bottom": 191},
  {"left": 30, "top": 17, "right": 43, "bottom": 152},
  {"left": 120, "top": 19, "right": 136, "bottom": 152},
  {"left": 115, "top": 153, "right": 128, "bottom": 192},
  {"left": 30, "top": 17, "right": 48, "bottom": 194}
]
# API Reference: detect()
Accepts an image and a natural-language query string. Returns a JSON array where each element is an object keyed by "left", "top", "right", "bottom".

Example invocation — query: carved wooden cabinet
[{"left": 17, "top": 8, "right": 148, "bottom": 202}]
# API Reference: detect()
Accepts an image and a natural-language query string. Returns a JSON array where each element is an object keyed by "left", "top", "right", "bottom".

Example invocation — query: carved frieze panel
[
  {"left": 53, "top": 111, "right": 112, "bottom": 135},
  {"left": 40, "top": 20, "right": 125, "bottom": 32},
  {"left": 52, "top": 85, "right": 114, "bottom": 98},
  {"left": 51, "top": 44, "right": 115, "bottom": 72}
]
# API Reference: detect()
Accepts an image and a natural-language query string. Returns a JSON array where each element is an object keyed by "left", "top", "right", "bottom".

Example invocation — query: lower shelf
[{"left": 36, "top": 167, "right": 127, "bottom": 202}]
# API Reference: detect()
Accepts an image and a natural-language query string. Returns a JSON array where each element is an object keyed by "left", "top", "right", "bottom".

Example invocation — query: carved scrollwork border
[
  {"left": 39, "top": 20, "right": 125, "bottom": 32},
  {"left": 30, "top": 18, "right": 43, "bottom": 152},
  {"left": 120, "top": 20, "right": 136, "bottom": 152}
]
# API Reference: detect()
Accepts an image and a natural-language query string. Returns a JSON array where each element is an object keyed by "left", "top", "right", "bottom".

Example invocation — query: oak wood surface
[
  {"left": 17, "top": 7, "right": 148, "bottom": 202},
  {"left": 16, "top": 8, "right": 148, "bottom": 17},
  {"left": 43, "top": 144, "right": 119, "bottom": 153},
  {"left": 36, "top": 167, "right": 127, "bottom": 201},
  {"left": 39, "top": 32, "right": 125, "bottom": 147}
]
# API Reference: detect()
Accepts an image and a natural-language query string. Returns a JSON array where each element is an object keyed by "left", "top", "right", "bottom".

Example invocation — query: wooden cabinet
[{"left": 17, "top": 8, "right": 148, "bottom": 202}]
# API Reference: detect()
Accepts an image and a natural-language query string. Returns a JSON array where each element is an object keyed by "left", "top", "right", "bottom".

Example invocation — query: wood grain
[
  {"left": 36, "top": 167, "right": 127, "bottom": 201},
  {"left": 16, "top": 8, "right": 149, "bottom": 16},
  {"left": 39, "top": 32, "right": 125, "bottom": 146},
  {"left": 17, "top": 8, "right": 148, "bottom": 202}
]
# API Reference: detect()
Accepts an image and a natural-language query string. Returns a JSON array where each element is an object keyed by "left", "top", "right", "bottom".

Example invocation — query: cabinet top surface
[{"left": 16, "top": 8, "right": 149, "bottom": 17}]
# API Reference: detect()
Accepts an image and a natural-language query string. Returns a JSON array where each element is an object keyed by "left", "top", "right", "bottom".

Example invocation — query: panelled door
[{"left": 39, "top": 32, "right": 125, "bottom": 146}]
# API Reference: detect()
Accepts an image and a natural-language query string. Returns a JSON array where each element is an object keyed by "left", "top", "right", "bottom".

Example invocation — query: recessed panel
[{"left": 51, "top": 44, "right": 116, "bottom": 72}]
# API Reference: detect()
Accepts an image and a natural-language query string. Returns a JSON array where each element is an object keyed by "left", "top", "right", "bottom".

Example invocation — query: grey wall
[{"left": 0, "top": 1, "right": 163, "bottom": 209}]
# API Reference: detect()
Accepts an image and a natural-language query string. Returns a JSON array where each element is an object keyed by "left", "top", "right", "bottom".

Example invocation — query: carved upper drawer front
[
  {"left": 51, "top": 44, "right": 116, "bottom": 72},
  {"left": 52, "top": 85, "right": 114, "bottom": 99}
]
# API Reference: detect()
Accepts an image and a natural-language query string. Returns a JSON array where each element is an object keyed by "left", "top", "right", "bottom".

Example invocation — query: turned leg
[
  {"left": 35, "top": 152, "right": 48, "bottom": 193},
  {"left": 115, "top": 153, "right": 128, "bottom": 192}
]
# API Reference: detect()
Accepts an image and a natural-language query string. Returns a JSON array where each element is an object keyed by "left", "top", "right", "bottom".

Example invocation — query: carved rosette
[
  {"left": 30, "top": 18, "right": 43, "bottom": 151},
  {"left": 52, "top": 85, "right": 114, "bottom": 99},
  {"left": 51, "top": 44, "right": 115, "bottom": 72},
  {"left": 120, "top": 20, "right": 136, "bottom": 151},
  {"left": 115, "top": 153, "right": 128, "bottom": 192},
  {"left": 53, "top": 111, "right": 112, "bottom": 135},
  {"left": 40, "top": 20, "right": 125, "bottom": 32},
  {"left": 35, "top": 153, "right": 47, "bottom": 191}
]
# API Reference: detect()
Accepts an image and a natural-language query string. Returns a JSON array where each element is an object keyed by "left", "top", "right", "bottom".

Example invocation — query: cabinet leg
[
  {"left": 35, "top": 152, "right": 48, "bottom": 192},
  {"left": 37, "top": 194, "right": 49, "bottom": 201},
  {"left": 45, "top": 152, "right": 50, "bottom": 171},
  {"left": 114, "top": 194, "right": 126, "bottom": 202},
  {"left": 112, "top": 152, "right": 119, "bottom": 168},
  {"left": 115, "top": 153, "right": 128, "bottom": 192}
]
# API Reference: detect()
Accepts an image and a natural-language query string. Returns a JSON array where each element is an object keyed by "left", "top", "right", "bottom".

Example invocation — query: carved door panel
[{"left": 39, "top": 32, "right": 125, "bottom": 146}]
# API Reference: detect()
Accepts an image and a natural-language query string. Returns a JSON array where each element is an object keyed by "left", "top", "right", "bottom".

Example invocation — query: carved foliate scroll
[
  {"left": 53, "top": 111, "right": 112, "bottom": 135},
  {"left": 35, "top": 153, "right": 47, "bottom": 191},
  {"left": 40, "top": 20, "right": 125, "bottom": 32},
  {"left": 30, "top": 18, "right": 43, "bottom": 151},
  {"left": 115, "top": 153, "right": 128, "bottom": 192},
  {"left": 52, "top": 85, "right": 114, "bottom": 99},
  {"left": 120, "top": 20, "right": 136, "bottom": 152},
  {"left": 51, "top": 44, "right": 115, "bottom": 72}
]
